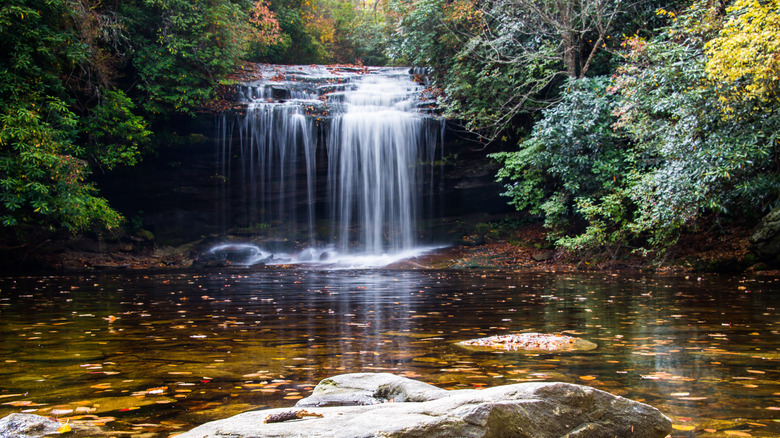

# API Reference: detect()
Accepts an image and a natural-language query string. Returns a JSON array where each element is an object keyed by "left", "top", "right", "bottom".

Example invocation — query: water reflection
[{"left": 0, "top": 270, "right": 778, "bottom": 437}]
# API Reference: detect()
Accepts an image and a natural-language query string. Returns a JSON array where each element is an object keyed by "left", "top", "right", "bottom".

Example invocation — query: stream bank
[{"left": 30, "top": 216, "right": 773, "bottom": 275}]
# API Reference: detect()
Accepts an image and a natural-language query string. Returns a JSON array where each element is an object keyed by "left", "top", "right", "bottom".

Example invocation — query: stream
[{"left": 1, "top": 268, "right": 778, "bottom": 437}]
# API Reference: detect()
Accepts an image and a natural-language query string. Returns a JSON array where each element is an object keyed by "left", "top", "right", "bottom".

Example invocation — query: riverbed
[{"left": 0, "top": 269, "right": 778, "bottom": 437}]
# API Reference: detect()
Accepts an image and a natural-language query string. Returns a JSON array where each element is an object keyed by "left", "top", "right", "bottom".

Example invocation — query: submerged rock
[
  {"left": 0, "top": 413, "right": 61, "bottom": 438},
  {"left": 177, "top": 373, "right": 672, "bottom": 438},
  {"left": 458, "top": 332, "right": 598, "bottom": 353}
]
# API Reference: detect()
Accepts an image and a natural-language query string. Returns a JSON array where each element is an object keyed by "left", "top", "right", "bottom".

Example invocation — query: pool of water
[{"left": 0, "top": 269, "right": 778, "bottom": 437}]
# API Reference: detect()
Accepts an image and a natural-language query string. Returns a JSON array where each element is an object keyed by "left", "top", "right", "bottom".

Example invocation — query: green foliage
[
  {"left": 387, "top": 0, "right": 659, "bottom": 141},
  {"left": 492, "top": 0, "right": 780, "bottom": 258},
  {"left": 1, "top": 0, "right": 285, "bottom": 242},
  {"left": 341, "top": 6, "right": 393, "bottom": 65},
  {"left": 387, "top": 0, "right": 451, "bottom": 67},
  {"left": 83, "top": 90, "right": 151, "bottom": 170},
  {"left": 491, "top": 77, "right": 633, "bottom": 252},
  {"left": 261, "top": 0, "right": 329, "bottom": 63},
  {"left": 128, "top": 0, "right": 258, "bottom": 115},
  {"left": 0, "top": 0, "right": 124, "bottom": 233},
  {"left": 613, "top": 2, "right": 780, "bottom": 244},
  {"left": 444, "top": 39, "right": 561, "bottom": 140},
  {"left": 0, "top": 101, "right": 122, "bottom": 232}
]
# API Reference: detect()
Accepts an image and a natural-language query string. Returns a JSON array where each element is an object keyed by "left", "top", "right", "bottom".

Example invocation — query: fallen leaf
[
  {"left": 672, "top": 425, "right": 695, "bottom": 431},
  {"left": 56, "top": 419, "right": 71, "bottom": 434}
]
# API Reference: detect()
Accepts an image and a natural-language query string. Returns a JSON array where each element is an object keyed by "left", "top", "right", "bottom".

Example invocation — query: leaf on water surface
[
  {"left": 746, "top": 422, "right": 767, "bottom": 428},
  {"left": 578, "top": 375, "right": 597, "bottom": 381},
  {"left": 2, "top": 400, "right": 43, "bottom": 406},
  {"left": 724, "top": 431, "right": 752, "bottom": 437},
  {"left": 147, "top": 386, "right": 167, "bottom": 395},
  {"left": 672, "top": 424, "right": 695, "bottom": 431},
  {"left": 412, "top": 357, "right": 440, "bottom": 363},
  {"left": 56, "top": 419, "right": 71, "bottom": 434}
]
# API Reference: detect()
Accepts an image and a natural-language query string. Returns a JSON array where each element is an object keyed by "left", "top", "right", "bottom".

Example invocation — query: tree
[
  {"left": 612, "top": 2, "right": 780, "bottom": 245},
  {"left": 128, "top": 0, "right": 268, "bottom": 115},
  {"left": 389, "top": 0, "right": 651, "bottom": 141},
  {"left": 0, "top": 0, "right": 136, "bottom": 235},
  {"left": 491, "top": 0, "right": 780, "bottom": 258},
  {"left": 704, "top": 0, "right": 780, "bottom": 103}
]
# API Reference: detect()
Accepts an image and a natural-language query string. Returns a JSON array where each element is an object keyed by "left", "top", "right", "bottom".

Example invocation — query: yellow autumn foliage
[{"left": 704, "top": 0, "right": 780, "bottom": 101}]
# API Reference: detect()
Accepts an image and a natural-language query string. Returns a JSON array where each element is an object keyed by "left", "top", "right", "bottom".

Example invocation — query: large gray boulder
[
  {"left": 177, "top": 373, "right": 672, "bottom": 438},
  {"left": 0, "top": 413, "right": 61, "bottom": 438}
]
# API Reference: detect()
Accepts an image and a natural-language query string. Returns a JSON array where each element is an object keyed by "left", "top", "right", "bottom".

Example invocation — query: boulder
[
  {"left": 750, "top": 208, "right": 780, "bottom": 265},
  {"left": 177, "top": 373, "right": 672, "bottom": 438},
  {"left": 0, "top": 413, "right": 61, "bottom": 438}
]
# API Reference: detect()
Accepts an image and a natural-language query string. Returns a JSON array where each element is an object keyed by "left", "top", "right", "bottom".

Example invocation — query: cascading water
[{"left": 212, "top": 65, "right": 444, "bottom": 267}]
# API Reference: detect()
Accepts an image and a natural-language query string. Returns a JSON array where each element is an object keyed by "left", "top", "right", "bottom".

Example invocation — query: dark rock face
[
  {"left": 0, "top": 413, "right": 61, "bottom": 438},
  {"left": 177, "top": 373, "right": 672, "bottom": 438},
  {"left": 750, "top": 208, "right": 780, "bottom": 265}
]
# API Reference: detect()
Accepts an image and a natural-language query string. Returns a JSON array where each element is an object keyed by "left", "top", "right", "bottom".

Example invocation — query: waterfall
[{"left": 213, "top": 65, "right": 443, "bottom": 266}]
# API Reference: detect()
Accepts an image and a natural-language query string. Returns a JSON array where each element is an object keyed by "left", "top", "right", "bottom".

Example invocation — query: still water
[{"left": 0, "top": 269, "right": 778, "bottom": 437}]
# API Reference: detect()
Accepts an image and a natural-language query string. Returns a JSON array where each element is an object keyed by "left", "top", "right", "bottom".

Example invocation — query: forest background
[{"left": 1, "top": 0, "right": 778, "bottom": 267}]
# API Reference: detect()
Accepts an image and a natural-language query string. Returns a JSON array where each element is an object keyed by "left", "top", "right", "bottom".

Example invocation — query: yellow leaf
[
  {"left": 56, "top": 419, "right": 71, "bottom": 434},
  {"left": 672, "top": 424, "right": 695, "bottom": 431}
]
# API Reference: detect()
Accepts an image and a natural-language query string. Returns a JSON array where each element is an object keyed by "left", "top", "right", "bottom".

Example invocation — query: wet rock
[
  {"left": 457, "top": 332, "right": 598, "bottom": 353},
  {"left": 295, "top": 372, "right": 449, "bottom": 407},
  {"left": 0, "top": 413, "right": 61, "bottom": 438},
  {"left": 177, "top": 373, "right": 672, "bottom": 438}
]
